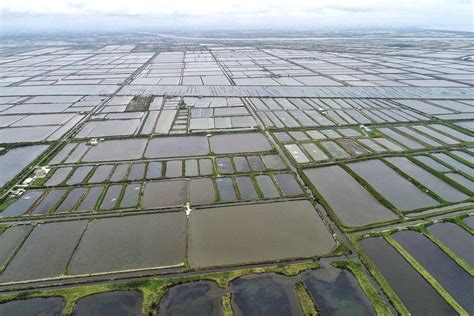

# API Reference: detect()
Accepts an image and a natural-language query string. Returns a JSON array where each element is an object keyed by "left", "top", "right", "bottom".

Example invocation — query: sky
[{"left": 1, "top": 0, "right": 473, "bottom": 33}]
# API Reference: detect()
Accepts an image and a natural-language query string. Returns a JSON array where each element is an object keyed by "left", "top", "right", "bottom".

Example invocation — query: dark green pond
[
  {"left": 72, "top": 291, "right": 142, "bottom": 316},
  {"left": 159, "top": 281, "right": 223, "bottom": 316}
]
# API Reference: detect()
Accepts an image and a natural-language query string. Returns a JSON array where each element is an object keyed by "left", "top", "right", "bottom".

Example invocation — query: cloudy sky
[{"left": 1, "top": 0, "right": 473, "bottom": 33}]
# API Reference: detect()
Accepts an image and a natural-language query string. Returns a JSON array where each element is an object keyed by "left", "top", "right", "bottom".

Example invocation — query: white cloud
[{"left": 1, "top": 0, "right": 472, "bottom": 30}]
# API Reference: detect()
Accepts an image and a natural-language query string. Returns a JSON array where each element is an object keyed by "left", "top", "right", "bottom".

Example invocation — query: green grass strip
[{"left": 294, "top": 281, "right": 318, "bottom": 315}]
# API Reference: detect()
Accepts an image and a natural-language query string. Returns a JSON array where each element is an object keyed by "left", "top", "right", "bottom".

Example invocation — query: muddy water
[
  {"left": 360, "top": 237, "right": 455, "bottom": 315},
  {"left": 145, "top": 136, "right": 209, "bottom": 158},
  {"left": 210, "top": 133, "right": 272, "bottom": 154},
  {"left": 188, "top": 200, "right": 335, "bottom": 268},
  {"left": 393, "top": 230, "right": 474, "bottom": 313},
  {"left": 301, "top": 266, "right": 374, "bottom": 315},
  {"left": 304, "top": 166, "right": 396, "bottom": 227},
  {"left": 72, "top": 291, "right": 142, "bottom": 316},
  {"left": 0, "top": 297, "right": 65, "bottom": 316},
  {"left": 82, "top": 139, "right": 147, "bottom": 162},
  {"left": 68, "top": 213, "right": 186, "bottom": 275},
  {"left": 142, "top": 181, "right": 187, "bottom": 208},
  {"left": 428, "top": 222, "right": 474, "bottom": 266},
  {"left": 159, "top": 281, "right": 223, "bottom": 316},
  {"left": 231, "top": 273, "right": 302, "bottom": 316},
  {"left": 189, "top": 178, "right": 215, "bottom": 205},
  {"left": 348, "top": 160, "right": 438, "bottom": 211},
  {"left": 0, "top": 221, "right": 88, "bottom": 282}
]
